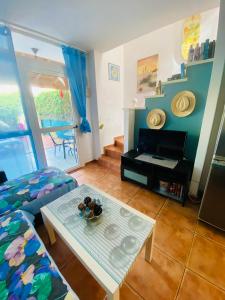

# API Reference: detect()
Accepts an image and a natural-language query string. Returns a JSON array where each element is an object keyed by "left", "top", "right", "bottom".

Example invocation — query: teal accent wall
[{"left": 134, "top": 61, "right": 213, "bottom": 161}]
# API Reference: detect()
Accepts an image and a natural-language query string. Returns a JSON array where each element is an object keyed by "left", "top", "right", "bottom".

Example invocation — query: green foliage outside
[
  {"left": 0, "top": 90, "right": 73, "bottom": 129},
  {"left": 34, "top": 90, "right": 73, "bottom": 121},
  {"left": 0, "top": 92, "right": 22, "bottom": 129}
]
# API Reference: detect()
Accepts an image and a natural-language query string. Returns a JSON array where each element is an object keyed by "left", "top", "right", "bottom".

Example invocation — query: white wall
[
  {"left": 123, "top": 7, "right": 219, "bottom": 108},
  {"left": 86, "top": 50, "right": 101, "bottom": 161},
  {"left": 96, "top": 46, "right": 124, "bottom": 150}
]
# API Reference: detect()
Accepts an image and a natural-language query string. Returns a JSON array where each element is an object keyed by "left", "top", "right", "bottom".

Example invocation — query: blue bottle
[
  {"left": 180, "top": 63, "right": 186, "bottom": 79},
  {"left": 200, "top": 42, "right": 205, "bottom": 60},
  {"left": 203, "top": 39, "right": 210, "bottom": 60}
]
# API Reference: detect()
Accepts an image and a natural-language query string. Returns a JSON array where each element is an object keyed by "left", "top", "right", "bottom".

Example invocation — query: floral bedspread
[
  {"left": 0, "top": 210, "right": 77, "bottom": 300},
  {"left": 0, "top": 168, "right": 77, "bottom": 216}
]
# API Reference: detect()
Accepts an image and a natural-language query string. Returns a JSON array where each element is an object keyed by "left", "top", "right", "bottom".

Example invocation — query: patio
[
  {"left": 0, "top": 135, "right": 78, "bottom": 180},
  {"left": 43, "top": 134, "right": 78, "bottom": 171}
]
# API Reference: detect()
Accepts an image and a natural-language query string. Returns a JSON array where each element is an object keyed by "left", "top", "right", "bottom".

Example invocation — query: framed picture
[
  {"left": 137, "top": 54, "right": 159, "bottom": 93},
  {"left": 108, "top": 63, "right": 120, "bottom": 81}
]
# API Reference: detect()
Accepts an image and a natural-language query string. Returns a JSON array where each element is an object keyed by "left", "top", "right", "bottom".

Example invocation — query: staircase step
[
  {"left": 114, "top": 136, "right": 124, "bottom": 151},
  {"left": 104, "top": 145, "right": 122, "bottom": 159},
  {"left": 98, "top": 155, "right": 121, "bottom": 175}
]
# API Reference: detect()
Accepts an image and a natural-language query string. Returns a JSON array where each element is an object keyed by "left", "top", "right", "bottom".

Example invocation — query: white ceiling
[{"left": 0, "top": 0, "right": 220, "bottom": 51}]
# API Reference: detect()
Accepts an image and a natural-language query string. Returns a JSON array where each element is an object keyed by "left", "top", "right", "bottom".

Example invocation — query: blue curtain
[{"left": 62, "top": 46, "right": 91, "bottom": 133}]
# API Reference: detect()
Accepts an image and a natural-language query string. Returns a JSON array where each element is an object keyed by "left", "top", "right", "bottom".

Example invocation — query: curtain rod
[{"left": 0, "top": 19, "right": 87, "bottom": 53}]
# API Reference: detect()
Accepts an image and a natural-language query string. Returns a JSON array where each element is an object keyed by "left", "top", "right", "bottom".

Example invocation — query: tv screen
[{"left": 137, "top": 128, "right": 187, "bottom": 159}]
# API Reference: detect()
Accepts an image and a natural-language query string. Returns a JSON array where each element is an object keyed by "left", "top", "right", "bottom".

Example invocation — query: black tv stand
[{"left": 121, "top": 150, "right": 193, "bottom": 205}]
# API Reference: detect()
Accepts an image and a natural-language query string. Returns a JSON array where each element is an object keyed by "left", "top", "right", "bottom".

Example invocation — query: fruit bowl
[{"left": 78, "top": 196, "right": 103, "bottom": 220}]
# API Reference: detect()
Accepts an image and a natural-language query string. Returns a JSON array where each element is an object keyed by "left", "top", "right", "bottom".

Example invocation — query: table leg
[
  {"left": 63, "top": 141, "right": 66, "bottom": 159},
  {"left": 145, "top": 227, "right": 155, "bottom": 262},
  {"left": 107, "top": 288, "right": 120, "bottom": 300},
  {"left": 42, "top": 214, "right": 56, "bottom": 245}
]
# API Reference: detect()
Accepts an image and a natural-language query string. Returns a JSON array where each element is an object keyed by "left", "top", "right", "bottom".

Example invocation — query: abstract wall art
[{"left": 137, "top": 54, "right": 159, "bottom": 93}]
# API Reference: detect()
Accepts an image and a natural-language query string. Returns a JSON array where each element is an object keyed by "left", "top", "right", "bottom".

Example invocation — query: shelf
[
  {"left": 162, "top": 78, "right": 188, "bottom": 85},
  {"left": 160, "top": 59, "right": 213, "bottom": 87},
  {"left": 152, "top": 187, "right": 183, "bottom": 202},
  {"left": 187, "top": 58, "right": 214, "bottom": 67}
]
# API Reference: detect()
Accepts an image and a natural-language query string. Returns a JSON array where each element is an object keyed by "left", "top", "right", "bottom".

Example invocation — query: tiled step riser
[
  {"left": 97, "top": 159, "right": 120, "bottom": 175},
  {"left": 114, "top": 137, "right": 124, "bottom": 152},
  {"left": 98, "top": 135, "right": 123, "bottom": 175},
  {"left": 114, "top": 140, "right": 124, "bottom": 151},
  {"left": 104, "top": 148, "right": 122, "bottom": 159}
]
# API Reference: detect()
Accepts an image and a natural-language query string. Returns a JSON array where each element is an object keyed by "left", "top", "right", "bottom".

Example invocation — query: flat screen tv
[{"left": 137, "top": 128, "right": 187, "bottom": 160}]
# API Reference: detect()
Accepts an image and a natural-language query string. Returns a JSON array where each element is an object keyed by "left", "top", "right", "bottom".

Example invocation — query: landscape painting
[{"left": 137, "top": 54, "right": 159, "bottom": 93}]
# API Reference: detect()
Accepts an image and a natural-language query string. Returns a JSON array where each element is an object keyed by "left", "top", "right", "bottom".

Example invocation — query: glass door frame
[{"left": 17, "top": 54, "right": 80, "bottom": 172}]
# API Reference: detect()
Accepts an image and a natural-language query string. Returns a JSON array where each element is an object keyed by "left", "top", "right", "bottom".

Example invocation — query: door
[
  {"left": 16, "top": 53, "right": 80, "bottom": 172},
  {"left": 0, "top": 81, "right": 37, "bottom": 179},
  {"left": 215, "top": 109, "right": 225, "bottom": 157},
  {"left": 0, "top": 33, "right": 37, "bottom": 179},
  {"left": 29, "top": 72, "right": 79, "bottom": 171}
]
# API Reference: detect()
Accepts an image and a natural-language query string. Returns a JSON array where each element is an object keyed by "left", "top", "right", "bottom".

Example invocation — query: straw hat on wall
[
  {"left": 146, "top": 109, "right": 166, "bottom": 130},
  {"left": 171, "top": 91, "right": 196, "bottom": 117}
]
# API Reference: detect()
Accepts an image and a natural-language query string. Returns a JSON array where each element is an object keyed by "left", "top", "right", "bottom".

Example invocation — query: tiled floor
[{"left": 37, "top": 161, "right": 225, "bottom": 300}]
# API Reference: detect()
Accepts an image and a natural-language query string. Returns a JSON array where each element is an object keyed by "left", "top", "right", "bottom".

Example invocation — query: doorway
[
  {"left": 29, "top": 72, "right": 79, "bottom": 171},
  {"left": 16, "top": 54, "right": 80, "bottom": 176}
]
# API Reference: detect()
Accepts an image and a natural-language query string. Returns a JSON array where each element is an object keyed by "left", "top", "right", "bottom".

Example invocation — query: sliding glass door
[
  {"left": 29, "top": 72, "right": 79, "bottom": 171},
  {"left": 0, "top": 82, "right": 37, "bottom": 179},
  {"left": 0, "top": 28, "right": 80, "bottom": 180},
  {"left": 17, "top": 53, "right": 81, "bottom": 172},
  {"left": 0, "top": 28, "right": 36, "bottom": 179}
]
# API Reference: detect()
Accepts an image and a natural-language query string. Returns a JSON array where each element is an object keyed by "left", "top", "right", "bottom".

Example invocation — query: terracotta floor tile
[
  {"left": 157, "top": 200, "right": 198, "bottom": 232},
  {"left": 91, "top": 180, "right": 110, "bottom": 192},
  {"left": 112, "top": 180, "right": 140, "bottom": 193},
  {"left": 47, "top": 238, "right": 74, "bottom": 270},
  {"left": 61, "top": 257, "right": 105, "bottom": 300},
  {"left": 75, "top": 174, "right": 97, "bottom": 185},
  {"left": 196, "top": 220, "right": 225, "bottom": 247},
  {"left": 128, "top": 189, "right": 166, "bottom": 217},
  {"left": 72, "top": 166, "right": 108, "bottom": 181},
  {"left": 177, "top": 269, "right": 225, "bottom": 300},
  {"left": 36, "top": 222, "right": 50, "bottom": 245},
  {"left": 128, "top": 198, "right": 157, "bottom": 219},
  {"left": 114, "top": 179, "right": 135, "bottom": 187},
  {"left": 126, "top": 247, "right": 184, "bottom": 300},
  {"left": 69, "top": 168, "right": 85, "bottom": 178},
  {"left": 155, "top": 219, "right": 194, "bottom": 265},
  {"left": 38, "top": 163, "right": 225, "bottom": 298},
  {"left": 165, "top": 199, "right": 199, "bottom": 217},
  {"left": 92, "top": 168, "right": 110, "bottom": 179},
  {"left": 85, "top": 161, "right": 103, "bottom": 170},
  {"left": 106, "top": 188, "right": 135, "bottom": 203},
  {"left": 92, "top": 174, "right": 121, "bottom": 192},
  {"left": 188, "top": 235, "right": 225, "bottom": 290},
  {"left": 120, "top": 283, "right": 143, "bottom": 300},
  {"left": 36, "top": 225, "right": 74, "bottom": 269},
  {"left": 179, "top": 200, "right": 199, "bottom": 216}
]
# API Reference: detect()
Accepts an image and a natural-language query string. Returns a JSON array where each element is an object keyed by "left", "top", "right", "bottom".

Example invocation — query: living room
[{"left": 0, "top": 0, "right": 225, "bottom": 299}]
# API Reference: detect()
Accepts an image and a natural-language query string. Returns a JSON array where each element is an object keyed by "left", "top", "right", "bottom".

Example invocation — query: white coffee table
[{"left": 41, "top": 184, "right": 156, "bottom": 300}]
